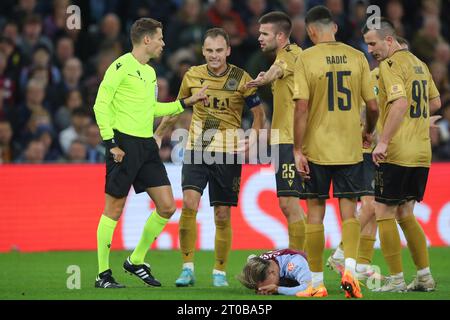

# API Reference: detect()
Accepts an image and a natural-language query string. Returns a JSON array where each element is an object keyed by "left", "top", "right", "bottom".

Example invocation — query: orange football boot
[
  {"left": 341, "top": 270, "right": 363, "bottom": 298},
  {"left": 296, "top": 284, "right": 328, "bottom": 298}
]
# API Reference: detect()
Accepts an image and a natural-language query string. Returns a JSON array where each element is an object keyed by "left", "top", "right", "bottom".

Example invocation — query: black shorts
[
  {"left": 375, "top": 163, "right": 429, "bottom": 205},
  {"left": 105, "top": 130, "right": 170, "bottom": 198},
  {"left": 182, "top": 150, "right": 242, "bottom": 207},
  {"left": 303, "top": 161, "right": 365, "bottom": 199},
  {"left": 273, "top": 144, "right": 304, "bottom": 198},
  {"left": 361, "top": 153, "right": 375, "bottom": 196}
]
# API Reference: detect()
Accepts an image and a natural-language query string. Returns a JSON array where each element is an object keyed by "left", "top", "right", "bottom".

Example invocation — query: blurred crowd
[{"left": 0, "top": 0, "right": 449, "bottom": 164}]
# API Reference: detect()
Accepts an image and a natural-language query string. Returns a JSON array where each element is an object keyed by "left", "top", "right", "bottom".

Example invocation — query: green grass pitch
[{"left": 1, "top": 248, "right": 449, "bottom": 300}]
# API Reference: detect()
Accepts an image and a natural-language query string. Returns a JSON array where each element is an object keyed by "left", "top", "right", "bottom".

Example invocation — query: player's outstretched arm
[
  {"left": 183, "top": 85, "right": 209, "bottom": 107},
  {"left": 154, "top": 85, "right": 209, "bottom": 118},
  {"left": 245, "top": 64, "right": 283, "bottom": 88},
  {"left": 154, "top": 85, "right": 209, "bottom": 147}
]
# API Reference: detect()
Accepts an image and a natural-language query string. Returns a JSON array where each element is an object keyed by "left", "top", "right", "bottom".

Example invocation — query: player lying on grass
[{"left": 237, "top": 249, "right": 327, "bottom": 297}]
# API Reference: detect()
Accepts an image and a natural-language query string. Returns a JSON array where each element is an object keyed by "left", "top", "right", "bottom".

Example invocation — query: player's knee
[
  {"left": 103, "top": 203, "right": 125, "bottom": 220},
  {"left": 278, "top": 198, "right": 291, "bottom": 216},
  {"left": 395, "top": 209, "right": 413, "bottom": 221},
  {"left": 361, "top": 198, "right": 375, "bottom": 213},
  {"left": 157, "top": 203, "right": 177, "bottom": 218},
  {"left": 307, "top": 214, "right": 323, "bottom": 224},
  {"left": 366, "top": 202, "right": 375, "bottom": 215},
  {"left": 214, "top": 207, "right": 230, "bottom": 221},
  {"left": 183, "top": 197, "right": 199, "bottom": 211},
  {"left": 103, "top": 210, "right": 121, "bottom": 221}
]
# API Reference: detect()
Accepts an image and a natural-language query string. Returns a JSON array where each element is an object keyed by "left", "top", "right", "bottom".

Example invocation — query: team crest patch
[
  {"left": 225, "top": 78, "right": 239, "bottom": 90},
  {"left": 287, "top": 262, "right": 295, "bottom": 272}
]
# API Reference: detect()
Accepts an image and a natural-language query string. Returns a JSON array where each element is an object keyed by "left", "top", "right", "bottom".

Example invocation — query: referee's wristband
[
  {"left": 179, "top": 98, "right": 187, "bottom": 109},
  {"left": 104, "top": 138, "right": 118, "bottom": 150}
]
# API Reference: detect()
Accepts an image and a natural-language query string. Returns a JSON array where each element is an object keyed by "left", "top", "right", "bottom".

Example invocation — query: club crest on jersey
[
  {"left": 225, "top": 78, "right": 238, "bottom": 90},
  {"left": 287, "top": 262, "right": 295, "bottom": 272},
  {"left": 373, "top": 86, "right": 379, "bottom": 96}
]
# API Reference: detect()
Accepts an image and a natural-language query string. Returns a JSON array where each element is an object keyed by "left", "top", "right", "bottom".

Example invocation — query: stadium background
[{"left": 0, "top": 0, "right": 449, "bottom": 253}]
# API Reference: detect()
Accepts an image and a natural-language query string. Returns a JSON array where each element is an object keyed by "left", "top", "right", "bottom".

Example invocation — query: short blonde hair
[{"left": 236, "top": 257, "right": 270, "bottom": 290}]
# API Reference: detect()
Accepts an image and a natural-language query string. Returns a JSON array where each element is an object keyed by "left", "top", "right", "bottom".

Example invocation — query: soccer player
[
  {"left": 245, "top": 11, "right": 306, "bottom": 252},
  {"left": 237, "top": 249, "right": 328, "bottom": 297},
  {"left": 293, "top": 6, "right": 379, "bottom": 298},
  {"left": 363, "top": 18, "right": 441, "bottom": 292},
  {"left": 93, "top": 18, "right": 208, "bottom": 288},
  {"left": 327, "top": 38, "right": 418, "bottom": 283},
  {"left": 326, "top": 60, "right": 382, "bottom": 281},
  {"left": 155, "top": 28, "right": 265, "bottom": 287}
]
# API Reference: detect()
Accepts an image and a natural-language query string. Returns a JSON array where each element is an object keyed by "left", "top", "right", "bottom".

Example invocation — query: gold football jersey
[
  {"left": 293, "top": 42, "right": 375, "bottom": 165},
  {"left": 178, "top": 64, "right": 258, "bottom": 152},
  {"left": 271, "top": 43, "right": 303, "bottom": 145},
  {"left": 378, "top": 49, "right": 440, "bottom": 167}
]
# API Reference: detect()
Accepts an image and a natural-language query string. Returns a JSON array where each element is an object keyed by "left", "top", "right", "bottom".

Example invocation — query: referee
[{"left": 93, "top": 18, "right": 207, "bottom": 288}]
